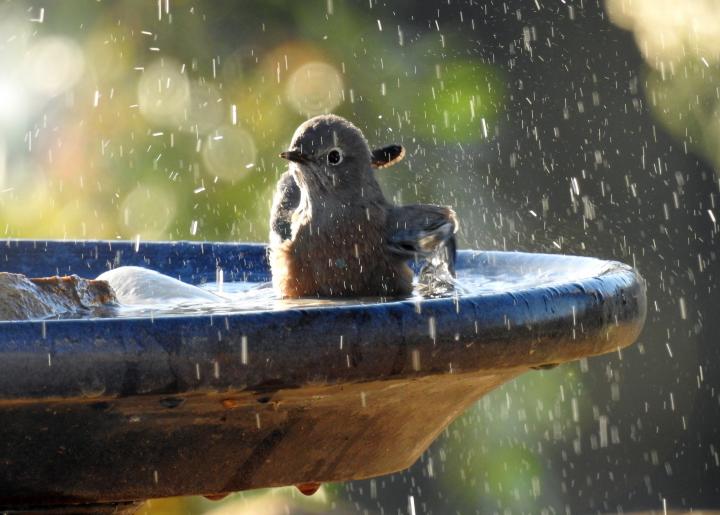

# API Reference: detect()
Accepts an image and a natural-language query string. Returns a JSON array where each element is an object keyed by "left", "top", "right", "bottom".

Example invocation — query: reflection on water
[{"left": 93, "top": 255, "right": 622, "bottom": 320}]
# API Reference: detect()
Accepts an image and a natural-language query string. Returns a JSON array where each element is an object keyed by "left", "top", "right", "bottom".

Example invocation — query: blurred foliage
[
  {"left": 0, "top": 0, "right": 504, "bottom": 245},
  {"left": 645, "top": 63, "right": 720, "bottom": 172},
  {"left": 607, "top": 0, "right": 720, "bottom": 177},
  {"left": 437, "top": 367, "right": 593, "bottom": 512}
]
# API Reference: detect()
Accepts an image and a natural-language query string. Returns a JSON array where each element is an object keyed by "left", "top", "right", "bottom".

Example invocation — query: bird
[{"left": 269, "top": 114, "right": 457, "bottom": 299}]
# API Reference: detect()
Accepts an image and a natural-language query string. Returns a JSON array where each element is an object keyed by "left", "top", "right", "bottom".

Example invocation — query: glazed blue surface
[
  {"left": 0, "top": 240, "right": 646, "bottom": 399},
  {"left": 0, "top": 240, "right": 271, "bottom": 284}
]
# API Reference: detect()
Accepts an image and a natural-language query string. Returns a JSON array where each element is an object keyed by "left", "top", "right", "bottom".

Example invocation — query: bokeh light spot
[
  {"left": 120, "top": 184, "right": 177, "bottom": 239},
  {"left": 0, "top": 81, "right": 26, "bottom": 127},
  {"left": 202, "top": 125, "right": 257, "bottom": 182},
  {"left": 184, "top": 81, "right": 224, "bottom": 134},
  {"left": 286, "top": 61, "right": 344, "bottom": 117},
  {"left": 138, "top": 59, "right": 191, "bottom": 127},
  {"left": 24, "top": 37, "right": 85, "bottom": 97}
]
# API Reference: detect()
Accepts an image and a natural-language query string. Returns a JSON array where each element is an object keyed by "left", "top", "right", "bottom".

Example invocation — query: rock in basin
[{"left": 0, "top": 273, "right": 117, "bottom": 320}]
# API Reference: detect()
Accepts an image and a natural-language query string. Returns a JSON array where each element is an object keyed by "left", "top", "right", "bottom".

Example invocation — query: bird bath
[{"left": 0, "top": 240, "right": 646, "bottom": 513}]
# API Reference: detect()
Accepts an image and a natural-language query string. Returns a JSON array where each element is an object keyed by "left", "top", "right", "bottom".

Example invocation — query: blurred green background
[
  {"left": 1, "top": 0, "right": 719, "bottom": 513},
  {"left": 0, "top": 0, "right": 503, "bottom": 243}
]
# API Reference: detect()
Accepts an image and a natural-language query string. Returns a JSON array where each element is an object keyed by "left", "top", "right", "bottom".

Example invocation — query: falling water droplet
[{"left": 296, "top": 482, "right": 321, "bottom": 496}]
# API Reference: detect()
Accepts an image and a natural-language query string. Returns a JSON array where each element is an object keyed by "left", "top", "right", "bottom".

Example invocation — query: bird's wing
[
  {"left": 385, "top": 204, "right": 458, "bottom": 258},
  {"left": 269, "top": 171, "right": 301, "bottom": 244}
]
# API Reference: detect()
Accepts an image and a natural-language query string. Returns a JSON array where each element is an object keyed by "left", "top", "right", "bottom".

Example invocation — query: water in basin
[{"left": 85, "top": 255, "right": 624, "bottom": 319}]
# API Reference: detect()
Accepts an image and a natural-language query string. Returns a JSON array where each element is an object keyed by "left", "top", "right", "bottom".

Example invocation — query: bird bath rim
[{"left": 0, "top": 239, "right": 639, "bottom": 319}]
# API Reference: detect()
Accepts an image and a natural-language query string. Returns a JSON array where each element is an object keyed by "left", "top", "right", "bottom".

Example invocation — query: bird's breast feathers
[{"left": 270, "top": 209, "right": 411, "bottom": 297}]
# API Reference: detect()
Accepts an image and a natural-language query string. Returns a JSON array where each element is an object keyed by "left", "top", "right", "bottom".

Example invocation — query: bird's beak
[{"left": 279, "top": 150, "right": 308, "bottom": 164}]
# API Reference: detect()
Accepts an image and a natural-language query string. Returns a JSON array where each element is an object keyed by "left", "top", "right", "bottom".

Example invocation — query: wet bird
[{"left": 270, "top": 114, "right": 457, "bottom": 298}]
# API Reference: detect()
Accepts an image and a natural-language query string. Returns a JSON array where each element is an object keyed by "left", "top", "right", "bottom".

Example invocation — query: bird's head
[{"left": 279, "top": 114, "right": 404, "bottom": 199}]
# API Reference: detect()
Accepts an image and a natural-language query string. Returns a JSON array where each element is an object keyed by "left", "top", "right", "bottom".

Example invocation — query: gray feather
[{"left": 269, "top": 171, "right": 300, "bottom": 243}]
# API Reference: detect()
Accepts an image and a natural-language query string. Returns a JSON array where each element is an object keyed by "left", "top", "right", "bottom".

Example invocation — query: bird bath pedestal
[{"left": 0, "top": 240, "right": 646, "bottom": 513}]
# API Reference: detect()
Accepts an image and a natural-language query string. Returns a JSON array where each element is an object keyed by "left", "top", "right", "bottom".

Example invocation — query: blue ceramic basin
[{"left": 0, "top": 240, "right": 646, "bottom": 510}]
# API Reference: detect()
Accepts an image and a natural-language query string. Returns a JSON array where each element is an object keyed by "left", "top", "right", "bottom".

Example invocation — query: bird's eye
[{"left": 327, "top": 149, "right": 343, "bottom": 166}]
